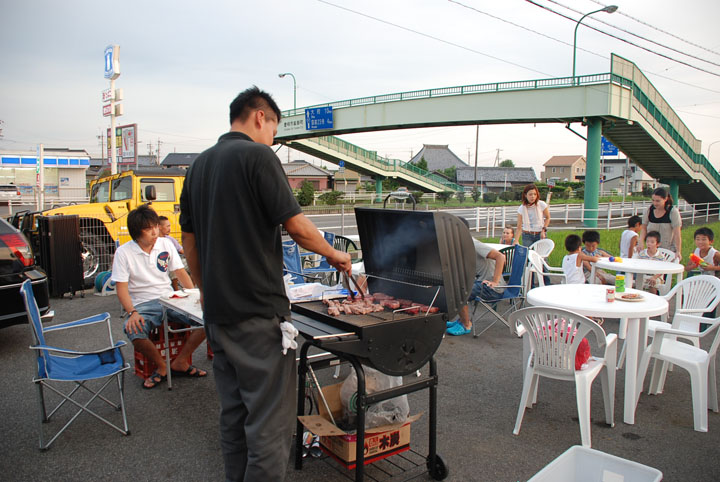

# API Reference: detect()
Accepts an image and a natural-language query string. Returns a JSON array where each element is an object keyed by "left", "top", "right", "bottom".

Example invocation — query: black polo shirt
[{"left": 179, "top": 131, "right": 302, "bottom": 324}]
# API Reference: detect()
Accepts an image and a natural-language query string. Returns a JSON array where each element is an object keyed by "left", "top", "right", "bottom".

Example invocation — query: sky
[{"left": 1, "top": 0, "right": 719, "bottom": 177}]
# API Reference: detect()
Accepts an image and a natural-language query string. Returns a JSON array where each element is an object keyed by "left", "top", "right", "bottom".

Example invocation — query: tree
[
  {"left": 411, "top": 156, "right": 428, "bottom": 171},
  {"left": 437, "top": 191, "right": 454, "bottom": 204},
  {"left": 471, "top": 188, "right": 481, "bottom": 203},
  {"left": 318, "top": 190, "right": 343, "bottom": 205},
  {"left": 499, "top": 159, "right": 515, "bottom": 168},
  {"left": 441, "top": 166, "right": 457, "bottom": 181},
  {"left": 456, "top": 191, "right": 465, "bottom": 203},
  {"left": 296, "top": 181, "right": 315, "bottom": 206}
]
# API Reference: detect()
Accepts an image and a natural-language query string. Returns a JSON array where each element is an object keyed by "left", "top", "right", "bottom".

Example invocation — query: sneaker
[
  {"left": 446, "top": 319, "right": 460, "bottom": 329},
  {"left": 447, "top": 323, "right": 472, "bottom": 336}
]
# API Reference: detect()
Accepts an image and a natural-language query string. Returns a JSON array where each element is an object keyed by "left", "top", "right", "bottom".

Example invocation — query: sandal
[
  {"left": 170, "top": 365, "right": 207, "bottom": 378},
  {"left": 142, "top": 370, "right": 166, "bottom": 389}
]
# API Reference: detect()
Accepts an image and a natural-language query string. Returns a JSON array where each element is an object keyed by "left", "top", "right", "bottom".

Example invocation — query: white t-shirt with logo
[{"left": 111, "top": 237, "right": 184, "bottom": 306}]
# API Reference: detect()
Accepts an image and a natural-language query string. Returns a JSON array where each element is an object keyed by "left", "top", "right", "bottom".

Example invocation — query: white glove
[{"left": 280, "top": 321, "right": 299, "bottom": 355}]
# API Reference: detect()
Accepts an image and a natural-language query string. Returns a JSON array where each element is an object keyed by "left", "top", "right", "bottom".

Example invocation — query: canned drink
[{"left": 606, "top": 287, "right": 615, "bottom": 302}]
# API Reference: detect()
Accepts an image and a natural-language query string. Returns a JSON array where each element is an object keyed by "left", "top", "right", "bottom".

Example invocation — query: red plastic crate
[{"left": 134, "top": 322, "right": 191, "bottom": 379}]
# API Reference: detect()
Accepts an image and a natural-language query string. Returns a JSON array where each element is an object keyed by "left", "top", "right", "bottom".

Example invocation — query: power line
[
  {"left": 545, "top": 0, "right": 720, "bottom": 69},
  {"left": 316, "top": 0, "right": 554, "bottom": 77},
  {"left": 447, "top": 0, "right": 605, "bottom": 60},
  {"left": 524, "top": 0, "right": 720, "bottom": 78},
  {"left": 587, "top": 0, "right": 720, "bottom": 58}
]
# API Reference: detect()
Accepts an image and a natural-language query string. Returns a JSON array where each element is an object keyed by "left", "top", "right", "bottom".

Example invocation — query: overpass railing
[{"left": 313, "top": 136, "right": 463, "bottom": 191}]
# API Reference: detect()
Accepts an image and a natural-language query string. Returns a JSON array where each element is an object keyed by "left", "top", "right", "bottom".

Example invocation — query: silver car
[{"left": 0, "top": 184, "right": 21, "bottom": 201}]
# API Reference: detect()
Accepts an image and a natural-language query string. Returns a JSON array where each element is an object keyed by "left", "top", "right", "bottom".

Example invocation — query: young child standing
[
  {"left": 581, "top": 230, "right": 614, "bottom": 284},
  {"left": 563, "top": 234, "right": 601, "bottom": 284},
  {"left": 637, "top": 231, "right": 665, "bottom": 293},
  {"left": 685, "top": 227, "right": 720, "bottom": 277},
  {"left": 500, "top": 226, "right": 515, "bottom": 245},
  {"left": 620, "top": 215, "right": 642, "bottom": 258}
]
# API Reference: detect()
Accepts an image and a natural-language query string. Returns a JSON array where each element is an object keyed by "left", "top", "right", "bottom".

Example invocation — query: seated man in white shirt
[{"left": 112, "top": 205, "right": 207, "bottom": 389}]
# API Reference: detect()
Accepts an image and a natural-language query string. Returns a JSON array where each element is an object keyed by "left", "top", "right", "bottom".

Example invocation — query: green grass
[{"left": 480, "top": 220, "right": 720, "bottom": 268}]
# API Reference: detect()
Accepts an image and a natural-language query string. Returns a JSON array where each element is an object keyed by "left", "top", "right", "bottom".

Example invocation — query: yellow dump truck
[{"left": 38, "top": 168, "right": 187, "bottom": 283}]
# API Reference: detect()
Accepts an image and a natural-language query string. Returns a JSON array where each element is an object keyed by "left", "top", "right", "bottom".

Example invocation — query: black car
[{"left": 0, "top": 217, "right": 52, "bottom": 329}]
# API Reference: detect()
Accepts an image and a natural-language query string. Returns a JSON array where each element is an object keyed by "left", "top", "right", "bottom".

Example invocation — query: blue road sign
[
  {"left": 305, "top": 107, "right": 333, "bottom": 131},
  {"left": 338, "top": 160, "right": 344, "bottom": 167},
  {"left": 601, "top": 137, "right": 618, "bottom": 156}
]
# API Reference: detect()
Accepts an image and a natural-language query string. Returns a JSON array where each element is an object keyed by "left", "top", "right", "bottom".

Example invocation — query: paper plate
[{"left": 615, "top": 293, "right": 644, "bottom": 302}]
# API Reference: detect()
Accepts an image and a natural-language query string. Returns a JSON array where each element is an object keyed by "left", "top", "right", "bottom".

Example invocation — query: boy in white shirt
[
  {"left": 637, "top": 231, "right": 665, "bottom": 293},
  {"left": 112, "top": 205, "right": 207, "bottom": 389},
  {"left": 562, "top": 234, "right": 601, "bottom": 284},
  {"left": 685, "top": 227, "right": 720, "bottom": 277},
  {"left": 620, "top": 215, "right": 642, "bottom": 257}
]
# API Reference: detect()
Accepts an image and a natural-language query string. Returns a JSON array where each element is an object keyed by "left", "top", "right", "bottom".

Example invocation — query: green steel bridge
[{"left": 276, "top": 54, "right": 719, "bottom": 226}]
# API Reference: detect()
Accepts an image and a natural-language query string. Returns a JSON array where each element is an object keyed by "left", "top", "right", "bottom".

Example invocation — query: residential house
[
  {"left": 161, "top": 153, "right": 200, "bottom": 169},
  {"left": 282, "top": 160, "right": 333, "bottom": 191},
  {"left": 408, "top": 144, "right": 468, "bottom": 172},
  {"left": 456, "top": 166, "right": 537, "bottom": 193},
  {"left": 600, "top": 158, "right": 657, "bottom": 194},
  {"left": 541, "top": 155, "right": 586, "bottom": 182}
]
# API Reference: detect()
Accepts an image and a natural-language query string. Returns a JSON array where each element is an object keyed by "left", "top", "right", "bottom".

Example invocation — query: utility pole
[
  {"left": 473, "top": 125, "right": 479, "bottom": 193},
  {"left": 156, "top": 138, "right": 163, "bottom": 166},
  {"left": 493, "top": 148, "right": 503, "bottom": 167}
]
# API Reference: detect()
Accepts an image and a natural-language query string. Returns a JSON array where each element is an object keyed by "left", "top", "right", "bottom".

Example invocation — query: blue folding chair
[
  {"left": 19, "top": 280, "right": 130, "bottom": 450},
  {"left": 303, "top": 231, "right": 336, "bottom": 274},
  {"left": 472, "top": 244, "right": 529, "bottom": 338},
  {"left": 283, "top": 238, "right": 336, "bottom": 284}
]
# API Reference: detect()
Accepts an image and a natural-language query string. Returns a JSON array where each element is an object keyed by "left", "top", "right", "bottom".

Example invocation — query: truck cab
[{"left": 38, "top": 168, "right": 187, "bottom": 283}]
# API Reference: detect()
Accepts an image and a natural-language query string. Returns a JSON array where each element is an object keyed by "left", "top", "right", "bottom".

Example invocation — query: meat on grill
[{"left": 323, "top": 296, "right": 435, "bottom": 317}]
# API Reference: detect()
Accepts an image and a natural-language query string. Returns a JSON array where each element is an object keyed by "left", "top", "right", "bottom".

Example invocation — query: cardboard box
[{"left": 298, "top": 382, "right": 421, "bottom": 469}]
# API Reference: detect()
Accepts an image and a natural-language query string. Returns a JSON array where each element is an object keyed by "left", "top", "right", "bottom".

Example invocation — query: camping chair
[
  {"left": 303, "top": 232, "right": 339, "bottom": 283},
  {"left": 472, "top": 245, "right": 529, "bottom": 338},
  {"left": 282, "top": 240, "right": 334, "bottom": 284},
  {"left": 510, "top": 306, "right": 617, "bottom": 447},
  {"left": 19, "top": 280, "right": 130, "bottom": 450},
  {"left": 499, "top": 246, "right": 515, "bottom": 282}
]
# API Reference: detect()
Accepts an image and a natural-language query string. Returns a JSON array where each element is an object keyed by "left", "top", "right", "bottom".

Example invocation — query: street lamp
[
  {"left": 708, "top": 140, "right": 720, "bottom": 162},
  {"left": 278, "top": 72, "right": 296, "bottom": 110},
  {"left": 572, "top": 5, "right": 618, "bottom": 83}
]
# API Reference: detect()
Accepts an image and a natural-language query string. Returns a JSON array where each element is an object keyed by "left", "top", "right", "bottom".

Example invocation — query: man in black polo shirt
[{"left": 180, "top": 86, "right": 351, "bottom": 481}]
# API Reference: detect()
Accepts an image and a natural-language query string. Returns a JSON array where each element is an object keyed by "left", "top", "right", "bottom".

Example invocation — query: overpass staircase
[{"left": 285, "top": 136, "right": 463, "bottom": 193}]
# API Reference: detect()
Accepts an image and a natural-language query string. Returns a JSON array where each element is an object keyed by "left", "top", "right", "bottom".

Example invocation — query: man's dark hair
[
  {"left": 582, "top": 230, "right": 600, "bottom": 244},
  {"left": 646, "top": 231, "right": 661, "bottom": 244},
  {"left": 158, "top": 215, "right": 169, "bottom": 222},
  {"left": 127, "top": 204, "right": 159, "bottom": 241},
  {"left": 628, "top": 215, "right": 642, "bottom": 228},
  {"left": 694, "top": 227, "right": 714, "bottom": 242},
  {"left": 229, "top": 86, "right": 282, "bottom": 125},
  {"left": 565, "top": 234, "right": 582, "bottom": 252}
]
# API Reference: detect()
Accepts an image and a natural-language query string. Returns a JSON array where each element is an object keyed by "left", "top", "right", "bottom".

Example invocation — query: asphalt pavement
[{"left": 1, "top": 289, "right": 718, "bottom": 481}]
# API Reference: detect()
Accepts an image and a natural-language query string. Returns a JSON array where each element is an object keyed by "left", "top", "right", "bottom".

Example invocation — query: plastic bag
[{"left": 339, "top": 367, "right": 410, "bottom": 429}]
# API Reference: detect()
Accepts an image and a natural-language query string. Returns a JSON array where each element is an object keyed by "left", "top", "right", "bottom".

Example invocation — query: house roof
[
  {"left": 408, "top": 145, "right": 467, "bottom": 171},
  {"left": 543, "top": 155, "right": 585, "bottom": 167},
  {"left": 161, "top": 153, "right": 199, "bottom": 167},
  {"left": 282, "top": 160, "right": 331, "bottom": 177},
  {"left": 456, "top": 166, "right": 537, "bottom": 183}
]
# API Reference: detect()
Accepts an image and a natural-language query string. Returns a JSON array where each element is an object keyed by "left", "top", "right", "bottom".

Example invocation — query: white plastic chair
[
  {"left": 529, "top": 238, "right": 555, "bottom": 259},
  {"left": 656, "top": 247, "right": 679, "bottom": 295},
  {"left": 636, "top": 316, "right": 720, "bottom": 432},
  {"left": 526, "top": 250, "right": 566, "bottom": 291},
  {"left": 617, "top": 274, "right": 720, "bottom": 370},
  {"left": 509, "top": 307, "right": 617, "bottom": 447}
]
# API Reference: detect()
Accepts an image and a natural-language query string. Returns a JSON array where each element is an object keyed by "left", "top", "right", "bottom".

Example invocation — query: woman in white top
[{"left": 516, "top": 184, "right": 550, "bottom": 248}]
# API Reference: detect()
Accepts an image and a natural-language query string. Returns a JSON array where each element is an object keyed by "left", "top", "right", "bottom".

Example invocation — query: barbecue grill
[{"left": 293, "top": 207, "right": 476, "bottom": 481}]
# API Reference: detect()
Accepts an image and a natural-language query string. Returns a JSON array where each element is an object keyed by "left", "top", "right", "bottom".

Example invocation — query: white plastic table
[
  {"left": 158, "top": 289, "right": 204, "bottom": 389},
  {"left": 526, "top": 284, "right": 668, "bottom": 425},
  {"left": 591, "top": 257, "right": 684, "bottom": 288}
]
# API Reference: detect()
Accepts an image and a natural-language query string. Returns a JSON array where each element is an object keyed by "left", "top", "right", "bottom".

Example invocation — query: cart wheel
[{"left": 427, "top": 454, "right": 448, "bottom": 480}]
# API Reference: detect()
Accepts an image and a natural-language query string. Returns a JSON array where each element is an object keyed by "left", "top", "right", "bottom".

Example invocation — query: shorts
[
  {"left": 469, "top": 279, "right": 504, "bottom": 302},
  {"left": 124, "top": 299, "right": 200, "bottom": 342}
]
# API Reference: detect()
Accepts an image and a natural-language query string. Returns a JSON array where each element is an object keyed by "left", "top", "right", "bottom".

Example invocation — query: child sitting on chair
[
  {"left": 637, "top": 231, "right": 665, "bottom": 294},
  {"left": 581, "top": 230, "right": 615, "bottom": 285},
  {"left": 685, "top": 227, "right": 720, "bottom": 278},
  {"left": 562, "top": 234, "right": 601, "bottom": 285},
  {"left": 500, "top": 226, "right": 515, "bottom": 245}
]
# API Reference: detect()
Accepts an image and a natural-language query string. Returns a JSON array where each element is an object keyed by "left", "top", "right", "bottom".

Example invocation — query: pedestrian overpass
[{"left": 276, "top": 54, "right": 719, "bottom": 225}]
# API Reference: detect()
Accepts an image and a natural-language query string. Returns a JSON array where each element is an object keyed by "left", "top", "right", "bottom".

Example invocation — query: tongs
[{"left": 341, "top": 271, "right": 365, "bottom": 300}]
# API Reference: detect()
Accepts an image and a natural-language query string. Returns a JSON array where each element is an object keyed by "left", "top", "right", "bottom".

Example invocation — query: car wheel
[{"left": 80, "top": 231, "right": 110, "bottom": 283}]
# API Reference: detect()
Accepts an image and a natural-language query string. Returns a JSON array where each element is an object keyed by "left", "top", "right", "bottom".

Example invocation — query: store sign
[
  {"left": 103, "top": 104, "right": 112, "bottom": 116},
  {"left": 102, "top": 89, "right": 113, "bottom": 102},
  {"left": 104, "top": 45, "right": 120, "bottom": 80},
  {"left": 107, "top": 124, "right": 137, "bottom": 164}
]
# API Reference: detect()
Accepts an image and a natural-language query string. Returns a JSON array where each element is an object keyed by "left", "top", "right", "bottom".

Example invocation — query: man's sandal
[
  {"left": 142, "top": 370, "right": 166, "bottom": 389},
  {"left": 170, "top": 365, "right": 207, "bottom": 378}
]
